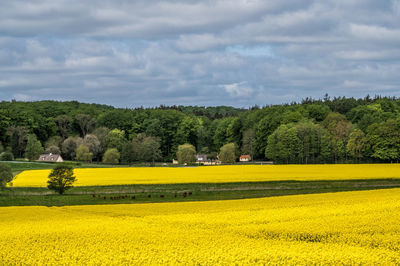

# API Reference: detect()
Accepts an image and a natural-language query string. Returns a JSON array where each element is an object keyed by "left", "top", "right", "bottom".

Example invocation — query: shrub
[
  {"left": 0, "top": 151, "right": 14, "bottom": 161},
  {"left": 0, "top": 163, "right": 13, "bottom": 187}
]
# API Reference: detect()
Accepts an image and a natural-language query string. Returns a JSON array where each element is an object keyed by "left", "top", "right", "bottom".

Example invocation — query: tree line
[{"left": 0, "top": 95, "right": 400, "bottom": 164}]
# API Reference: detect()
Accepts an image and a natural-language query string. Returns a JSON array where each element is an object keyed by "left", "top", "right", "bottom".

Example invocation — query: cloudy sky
[{"left": 0, "top": 0, "right": 400, "bottom": 107}]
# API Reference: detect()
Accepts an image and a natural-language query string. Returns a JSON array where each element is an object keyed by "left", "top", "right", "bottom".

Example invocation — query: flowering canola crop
[
  {"left": 12, "top": 164, "right": 400, "bottom": 187},
  {"left": 0, "top": 188, "right": 399, "bottom": 264}
]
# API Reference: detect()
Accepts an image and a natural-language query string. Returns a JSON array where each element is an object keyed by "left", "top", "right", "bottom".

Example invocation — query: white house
[
  {"left": 38, "top": 153, "right": 64, "bottom": 163},
  {"left": 239, "top": 155, "right": 251, "bottom": 162}
]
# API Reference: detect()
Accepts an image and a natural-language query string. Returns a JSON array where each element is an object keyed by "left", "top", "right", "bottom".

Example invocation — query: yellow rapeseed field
[
  {"left": 0, "top": 189, "right": 399, "bottom": 264},
  {"left": 12, "top": 164, "right": 400, "bottom": 187}
]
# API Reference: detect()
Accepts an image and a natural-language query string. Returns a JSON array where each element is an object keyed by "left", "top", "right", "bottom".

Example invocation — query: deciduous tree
[
  {"left": 25, "top": 134, "right": 44, "bottom": 161},
  {"left": 142, "top": 137, "right": 162, "bottom": 166},
  {"left": 47, "top": 164, "right": 76, "bottom": 195},
  {"left": 347, "top": 129, "right": 369, "bottom": 161},
  {"left": 219, "top": 143, "right": 237, "bottom": 163},
  {"left": 55, "top": 115, "right": 72, "bottom": 139},
  {"left": 103, "top": 148, "right": 120, "bottom": 164},
  {"left": 75, "top": 114, "right": 95, "bottom": 136},
  {"left": 62, "top": 137, "right": 83, "bottom": 160},
  {"left": 75, "top": 144, "right": 93, "bottom": 162},
  {"left": 176, "top": 143, "right": 196, "bottom": 164},
  {"left": 106, "top": 129, "right": 126, "bottom": 152}
]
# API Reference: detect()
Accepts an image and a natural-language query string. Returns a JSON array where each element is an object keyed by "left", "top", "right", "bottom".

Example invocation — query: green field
[
  {"left": 2, "top": 179, "right": 400, "bottom": 206},
  {"left": 3, "top": 162, "right": 400, "bottom": 207},
  {"left": 6, "top": 161, "right": 176, "bottom": 176}
]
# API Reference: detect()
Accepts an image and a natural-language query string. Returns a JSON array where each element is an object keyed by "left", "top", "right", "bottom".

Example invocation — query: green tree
[
  {"left": 92, "top": 127, "right": 110, "bottom": 157},
  {"left": 45, "top": 145, "right": 61, "bottom": 155},
  {"left": 62, "top": 137, "right": 83, "bottom": 160},
  {"left": 144, "top": 118, "right": 162, "bottom": 138},
  {"left": 75, "top": 144, "right": 93, "bottom": 162},
  {"left": 47, "top": 164, "right": 76, "bottom": 194},
  {"left": 347, "top": 129, "right": 369, "bottom": 161},
  {"left": 295, "top": 121, "right": 332, "bottom": 164},
  {"left": 120, "top": 142, "right": 136, "bottom": 164},
  {"left": 106, "top": 129, "right": 126, "bottom": 152},
  {"left": 317, "top": 128, "right": 333, "bottom": 162},
  {"left": 241, "top": 128, "right": 255, "bottom": 158},
  {"left": 75, "top": 114, "right": 95, "bottom": 137},
  {"left": 306, "top": 104, "right": 331, "bottom": 121},
  {"left": 132, "top": 133, "right": 147, "bottom": 161},
  {"left": 55, "top": 115, "right": 72, "bottom": 139},
  {"left": 226, "top": 117, "right": 242, "bottom": 145},
  {"left": 322, "top": 113, "right": 353, "bottom": 162},
  {"left": 0, "top": 110, "right": 11, "bottom": 143},
  {"left": 25, "top": 134, "right": 44, "bottom": 161},
  {"left": 196, "top": 117, "right": 211, "bottom": 153},
  {"left": 254, "top": 110, "right": 282, "bottom": 158},
  {"left": 332, "top": 140, "right": 346, "bottom": 163},
  {"left": 142, "top": 137, "right": 162, "bottom": 166},
  {"left": 219, "top": 143, "right": 237, "bottom": 163},
  {"left": 367, "top": 119, "right": 400, "bottom": 162},
  {"left": 83, "top": 134, "right": 101, "bottom": 160},
  {"left": 0, "top": 151, "right": 14, "bottom": 161},
  {"left": 176, "top": 144, "right": 196, "bottom": 164},
  {"left": 45, "top": 136, "right": 62, "bottom": 150},
  {"left": 265, "top": 124, "right": 302, "bottom": 163},
  {"left": 96, "top": 109, "right": 135, "bottom": 133},
  {"left": 281, "top": 110, "right": 304, "bottom": 124},
  {"left": 103, "top": 148, "right": 120, "bottom": 164},
  {"left": 0, "top": 163, "right": 13, "bottom": 188},
  {"left": 212, "top": 118, "right": 232, "bottom": 150},
  {"left": 175, "top": 116, "right": 200, "bottom": 147},
  {"left": 7, "top": 126, "right": 28, "bottom": 158}
]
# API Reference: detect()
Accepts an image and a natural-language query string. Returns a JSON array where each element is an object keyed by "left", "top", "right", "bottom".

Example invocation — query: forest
[{"left": 0, "top": 94, "right": 400, "bottom": 164}]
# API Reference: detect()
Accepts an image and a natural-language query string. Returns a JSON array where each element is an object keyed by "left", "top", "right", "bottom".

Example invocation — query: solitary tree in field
[
  {"left": 0, "top": 163, "right": 13, "bottom": 188},
  {"left": 47, "top": 164, "right": 76, "bottom": 195}
]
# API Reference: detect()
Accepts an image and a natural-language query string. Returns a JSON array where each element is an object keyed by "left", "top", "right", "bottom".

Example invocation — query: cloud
[
  {"left": 0, "top": 0, "right": 399, "bottom": 107},
  {"left": 222, "top": 82, "right": 254, "bottom": 98},
  {"left": 13, "top": 93, "right": 35, "bottom": 101}
]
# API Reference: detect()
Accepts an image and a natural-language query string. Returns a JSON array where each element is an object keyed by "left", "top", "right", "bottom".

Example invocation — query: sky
[{"left": 0, "top": 0, "right": 400, "bottom": 108}]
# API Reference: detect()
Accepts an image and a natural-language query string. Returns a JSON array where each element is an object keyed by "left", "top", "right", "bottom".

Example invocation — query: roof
[
  {"left": 38, "top": 153, "right": 62, "bottom": 162},
  {"left": 240, "top": 155, "right": 251, "bottom": 159}
]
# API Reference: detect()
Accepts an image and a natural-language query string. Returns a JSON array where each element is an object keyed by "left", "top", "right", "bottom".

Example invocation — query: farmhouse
[
  {"left": 38, "top": 153, "right": 64, "bottom": 163},
  {"left": 203, "top": 160, "right": 221, "bottom": 165},
  {"left": 240, "top": 155, "right": 251, "bottom": 162},
  {"left": 196, "top": 154, "right": 207, "bottom": 164}
]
